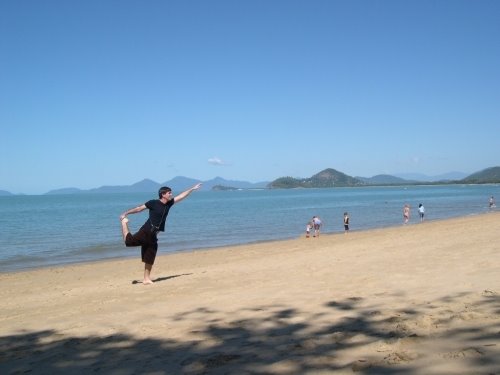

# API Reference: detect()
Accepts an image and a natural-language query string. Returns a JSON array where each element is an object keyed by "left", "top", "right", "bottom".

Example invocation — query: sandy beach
[{"left": 1, "top": 213, "right": 499, "bottom": 374}]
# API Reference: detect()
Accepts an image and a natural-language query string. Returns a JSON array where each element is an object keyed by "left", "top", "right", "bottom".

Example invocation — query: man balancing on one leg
[{"left": 120, "top": 183, "right": 202, "bottom": 284}]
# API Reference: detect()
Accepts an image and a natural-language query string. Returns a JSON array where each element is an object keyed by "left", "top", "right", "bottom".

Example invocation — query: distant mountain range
[
  {"left": 356, "top": 171, "right": 468, "bottom": 185},
  {"left": 43, "top": 176, "right": 269, "bottom": 195},
  {"left": 0, "top": 167, "right": 498, "bottom": 196},
  {"left": 391, "top": 171, "right": 468, "bottom": 182},
  {"left": 356, "top": 174, "right": 411, "bottom": 185},
  {"left": 268, "top": 166, "right": 500, "bottom": 188}
]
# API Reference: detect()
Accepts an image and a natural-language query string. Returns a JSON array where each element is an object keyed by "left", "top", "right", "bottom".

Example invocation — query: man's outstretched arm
[
  {"left": 120, "top": 204, "right": 147, "bottom": 220},
  {"left": 174, "top": 183, "right": 202, "bottom": 203}
]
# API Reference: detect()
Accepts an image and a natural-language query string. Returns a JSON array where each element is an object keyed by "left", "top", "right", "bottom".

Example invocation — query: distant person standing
[
  {"left": 418, "top": 203, "right": 425, "bottom": 222},
  {"left": 403, "top": 204, "right": 410, "bottom": 224},
  {"left": 343, "top": 212, "right": 350, "bottom": 234},
  {"left": 119, "top": 183, "right": 202, "bottom": 285},
  {"left": 489, "top": 196, "right": 496, "bottom": 209},
  {"left": 312, "top": 216, "right": 322, "bottom": 237}
]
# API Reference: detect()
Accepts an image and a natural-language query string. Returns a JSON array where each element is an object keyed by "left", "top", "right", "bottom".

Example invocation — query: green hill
[
  {"left": 461, "top": 166, "right": 500, "bottom": 183},
  {"left": 269, "top": 168, "right": 365, "bottom": 188}
]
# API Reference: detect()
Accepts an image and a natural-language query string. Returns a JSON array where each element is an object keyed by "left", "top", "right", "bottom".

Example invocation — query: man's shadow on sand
[{"left": 131, "top": 273, "right": 193, "bottom": 285}]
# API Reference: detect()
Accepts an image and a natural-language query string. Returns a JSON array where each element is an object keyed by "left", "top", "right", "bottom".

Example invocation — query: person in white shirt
[
  {"left": 312, "top": 216, "right": 322, "bottom": 237},
  {"left": 418, "top": 203, "right": 425, "bottom": 222}
]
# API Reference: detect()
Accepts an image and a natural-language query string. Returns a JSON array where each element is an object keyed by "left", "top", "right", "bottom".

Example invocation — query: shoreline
[
  {"left": 1, "top": 210, "right": 494, "bottom": 275},
  {"left": 2, "top": 184, "right": 497, "bottom": 274},
  {"left": 1, "top": 212, "right": 499, "bottom": 373}
]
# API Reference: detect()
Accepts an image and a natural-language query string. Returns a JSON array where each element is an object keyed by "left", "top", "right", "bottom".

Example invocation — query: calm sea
[{"left": 0, "top": 185, "right": 498, "bottom": 272}]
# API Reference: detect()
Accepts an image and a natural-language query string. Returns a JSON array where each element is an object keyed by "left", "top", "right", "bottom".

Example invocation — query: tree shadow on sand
[{"left": 1, "top": 291, "right": 499, "bottom": 374}]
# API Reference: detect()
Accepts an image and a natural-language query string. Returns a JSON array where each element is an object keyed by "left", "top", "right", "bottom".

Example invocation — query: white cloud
[{"left": 208, "top": 157, "right": 227, "bottom": 166}]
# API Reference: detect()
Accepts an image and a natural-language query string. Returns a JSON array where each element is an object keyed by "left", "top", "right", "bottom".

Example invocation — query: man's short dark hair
[{"left": 158, "top": 186, "right": 172, "bottom": 198}]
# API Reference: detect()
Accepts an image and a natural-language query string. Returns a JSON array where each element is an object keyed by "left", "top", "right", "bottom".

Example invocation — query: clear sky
[{"left": 1, "top": 1, "right": 499, "bottom": 194}]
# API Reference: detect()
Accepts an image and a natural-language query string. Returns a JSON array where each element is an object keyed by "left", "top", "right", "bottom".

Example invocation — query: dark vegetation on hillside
[{"left": 268, "top": 166, "right": 500, "bottom": 189}]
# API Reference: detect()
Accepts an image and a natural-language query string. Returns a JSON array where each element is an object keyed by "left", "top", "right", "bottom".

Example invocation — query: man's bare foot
[
  {"left": 143, "top": 279, "right": 154, "bottom": 285},
  {"left": 120, "top": 217, "right": 130, "bottom": 241}
]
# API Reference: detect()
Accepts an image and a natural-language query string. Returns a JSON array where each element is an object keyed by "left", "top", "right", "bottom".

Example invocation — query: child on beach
[
  {"left": 403, "top": 204, "right": 410, "bottom": 224},
  {"left": 306, "top": 221, "right": 312, "bottom": 238}
]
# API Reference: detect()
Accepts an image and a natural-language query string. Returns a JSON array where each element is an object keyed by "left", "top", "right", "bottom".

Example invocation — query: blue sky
[{"left": 1, "top": 1, "right": 499, "bottom": 194}]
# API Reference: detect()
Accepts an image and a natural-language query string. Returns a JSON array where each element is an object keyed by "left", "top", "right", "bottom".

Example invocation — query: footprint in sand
[
  {"left": 383, "top": 350, "right": 419, "bottom": 364},
  {"left": 442, "top": 347, "right": 484, "bottom": 359},
  {"left": 482, "top": 289, "right": 497, "bottom": 296}
]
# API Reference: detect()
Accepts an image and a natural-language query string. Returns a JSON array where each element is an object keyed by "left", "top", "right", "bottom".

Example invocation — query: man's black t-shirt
[{"left": 141, "top": 199, "right": 175, "bottom": 232}]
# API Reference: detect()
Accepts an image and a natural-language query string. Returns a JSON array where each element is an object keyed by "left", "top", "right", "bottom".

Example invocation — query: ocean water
[{"left": 0, "top": 184, "right": 498, "bottom": 272}]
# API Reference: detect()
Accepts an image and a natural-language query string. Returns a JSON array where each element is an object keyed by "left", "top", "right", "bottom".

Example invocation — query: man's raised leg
[{"left": 120, "top": 217, "right": 129, "bottom": 242}]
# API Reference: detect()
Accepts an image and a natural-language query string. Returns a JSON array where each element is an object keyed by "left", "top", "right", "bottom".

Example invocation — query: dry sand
[{"left": 1, "top": 213, "right": 499, "bottom": 374}]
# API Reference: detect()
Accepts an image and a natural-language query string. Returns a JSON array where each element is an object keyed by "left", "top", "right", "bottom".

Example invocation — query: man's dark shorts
[{"left": 125, "top": 227, "right": 158, "bottom": 265}]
